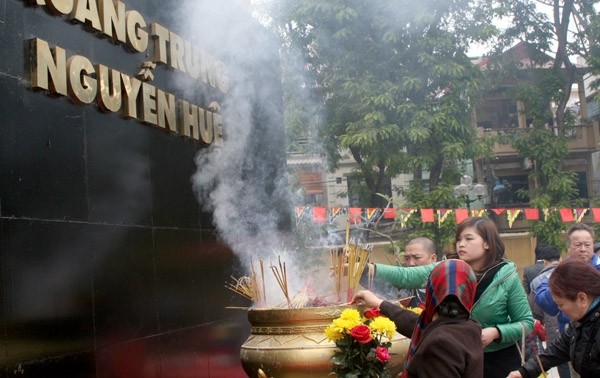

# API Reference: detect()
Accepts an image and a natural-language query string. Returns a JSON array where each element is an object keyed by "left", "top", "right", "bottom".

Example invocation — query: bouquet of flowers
[{"left": 324, "top": 308, "right": 397, "bottom": 378}]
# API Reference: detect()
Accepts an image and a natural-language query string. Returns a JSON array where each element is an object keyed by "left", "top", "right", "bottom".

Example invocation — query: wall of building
[{"left": 0, "top": 1, "right": 287, "bottom": 376}]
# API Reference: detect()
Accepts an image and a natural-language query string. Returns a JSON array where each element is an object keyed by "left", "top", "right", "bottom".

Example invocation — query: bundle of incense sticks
[
  {"left": 270, "top": 256, "right": 292, "bottom": 308},
  {"left": 225, "top": 259, "right": 267, "bottom": 307},
  {"left": 345, "top": 242, "right": 371, "bottom": 302},
  {"left": 330, "top": 248, "right": 345, "bottom": 302},
  {"left": 251, "top": 260, "right": 267, "bottom": 307},
  {"left": 329, "top": 242, "right": 372, "bottom": 303},
  {"left": 225, "top": 276, "right": 259, "bottom": 302}
]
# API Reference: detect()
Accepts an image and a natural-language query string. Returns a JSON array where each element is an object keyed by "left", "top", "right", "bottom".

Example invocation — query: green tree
[
  {"left": 483, "top": 0, "right": 600, "bottom": 239},
  {"left": 268, "top": 0, "right": 493, "bottom": 209}
]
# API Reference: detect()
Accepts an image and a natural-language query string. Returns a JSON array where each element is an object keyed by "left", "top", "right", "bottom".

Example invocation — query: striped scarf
[{"left": 401, "top": 259, "right": 477, "bottom": 377}]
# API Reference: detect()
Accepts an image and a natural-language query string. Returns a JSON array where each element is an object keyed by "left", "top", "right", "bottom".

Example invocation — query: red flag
[
  {"left": 313, "top": 207, "right": 326, "bottom": 224},
  {"left": 524, "top": 208, "right": 539, "bottom": 220},
  {"left": 348, "top": 208, "right": 362, "bottom": 224},
  {"left": 592, "top": 208, "right": 600, "bottom": 222},
  {"left": 455, "top": 209, "right": 469, "bottom": 224},
  {"left": 559, "top": 208, "right": 574, "bottom": 222},
  {"left": 383, "top": 208, "right": 396, "bottom": 219},
  {"left": 421, "top": 208, "right": 434, "bottom": 223}
]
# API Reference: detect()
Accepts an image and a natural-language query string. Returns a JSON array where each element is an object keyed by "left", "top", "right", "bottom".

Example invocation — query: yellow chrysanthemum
[
  {"left": 339, "top": 308, "right": 361, "bottom": 322},
  {"left": 368, "top": 316, "right": 396, "bottom": 340},
  {"left": 335, "top": 317, "right": 361, "bottom": 332},
  {"left": 324, "top": 324, "right": 344, "bottom": 342},
  {"left": 324, "top": 309, "right": 364, "bottom": 341}
]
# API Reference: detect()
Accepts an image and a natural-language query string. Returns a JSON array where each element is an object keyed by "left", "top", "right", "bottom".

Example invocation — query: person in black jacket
[
  {"left": 508, "top": 259, "right": 600, "bottom": 378},
  {"left": 523, "top": 243, "right": 546, "bottom": 295}
]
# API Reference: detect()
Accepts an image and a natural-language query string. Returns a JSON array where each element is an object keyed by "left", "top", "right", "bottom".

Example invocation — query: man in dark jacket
[
  {"left": 523, "top": 243, "right": 546, "bottom": 295},
  {"left": 529, "top": 245, "right": 568, "bottom": 377}
]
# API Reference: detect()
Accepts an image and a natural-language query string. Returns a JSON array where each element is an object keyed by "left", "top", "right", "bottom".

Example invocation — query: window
[
  {"left": 495, "top": 175, "right": 529, "bottom": 205},
  {"left": 575, "top": 172, "right": 589, "bottom": 200}
]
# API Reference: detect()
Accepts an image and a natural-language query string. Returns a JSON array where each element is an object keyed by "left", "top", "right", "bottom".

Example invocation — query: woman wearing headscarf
[{"left": 354, "top": 259, "right": 483, "bottom": 377}]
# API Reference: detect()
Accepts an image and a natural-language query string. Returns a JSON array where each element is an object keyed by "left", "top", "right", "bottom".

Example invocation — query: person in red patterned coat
[{"left": 354, "top": 259, "right": 483, "bottom": 378}]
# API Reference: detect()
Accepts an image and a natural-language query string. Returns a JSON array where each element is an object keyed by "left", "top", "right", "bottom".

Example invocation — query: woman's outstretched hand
[{"left": 352, "top": 290, "right": 384, "bottom": 308}]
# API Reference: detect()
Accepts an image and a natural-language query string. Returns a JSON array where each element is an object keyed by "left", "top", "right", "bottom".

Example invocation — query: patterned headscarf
[{"left": 402, "top": 259, "right": 477, "bottom": 377}]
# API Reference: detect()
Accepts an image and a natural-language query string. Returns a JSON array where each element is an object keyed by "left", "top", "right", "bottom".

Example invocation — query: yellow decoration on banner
[
  {"left": 506, "top": 209, "right": 522, "bottom": 228},
  {"left": 574, "top": 208, "right": 588, "bottom": 223},
  {"left": 366, "top": 208, "right": 379, "bottom": 222},
  {"left": 542, "top": 208, "right": 551, "bottom": 222},
  {"left": 295, "top": 206, "right": 306, "bottom": 219},
  {"left": 470, "top": 209, "right": 486, "bottom": 217},
  {"left": 329, "top": 206, "right": 343, "bottom": 224},
  {"left": 437, "top": 209, "right": 452, "bottom": 226},
  {"left": 399, "top": 209, "right": 417, "bottom": 229}
]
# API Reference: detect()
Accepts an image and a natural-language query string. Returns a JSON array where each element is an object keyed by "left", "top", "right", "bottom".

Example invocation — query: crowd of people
[{"left": 352, "top": 217, "right": 600, "bottom": 378}]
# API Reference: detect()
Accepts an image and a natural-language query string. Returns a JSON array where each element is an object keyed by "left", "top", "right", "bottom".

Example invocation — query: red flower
[
  {"left": 375, "top": 346, "right": 390, "bottom": 363},
  {"left": 364, "top": 307, "right": 381, "bottom": 319},
  {"left": 350, "top": 324, "right": 373, "bottom": 344}
]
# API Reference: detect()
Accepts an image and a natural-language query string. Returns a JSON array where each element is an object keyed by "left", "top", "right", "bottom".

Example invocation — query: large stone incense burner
[{"left": 240, "top": 304, "right": 409, "bottom": 378}]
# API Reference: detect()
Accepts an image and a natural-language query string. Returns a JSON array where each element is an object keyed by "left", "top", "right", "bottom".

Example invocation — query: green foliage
[
  {"left": 330, "top": 337, "right": 393, "bottom": 378},
  {"left": 507, "top": 82, "right": 581, "bottom": 208},
  {"left": 482, "top": 0, "right": 600, "bottom": 240},
  {"left": 269, "top": 0, "right": 492, "bottom": 206},
  {"left": 390, "top": 181, "right": 464, "bottom": 255},
  {"left": 531, "top": 211, "right": 568, "bottom": 248}
]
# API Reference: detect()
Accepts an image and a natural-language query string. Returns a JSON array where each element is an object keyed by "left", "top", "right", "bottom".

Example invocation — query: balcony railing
[{"left": 479, "top": 123, "right": 600, "bottom": 156}]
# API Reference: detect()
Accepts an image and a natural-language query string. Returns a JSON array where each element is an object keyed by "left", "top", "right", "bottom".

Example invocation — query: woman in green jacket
[{"left": 369, "top": 217, "right": 533, "bottom": 378}]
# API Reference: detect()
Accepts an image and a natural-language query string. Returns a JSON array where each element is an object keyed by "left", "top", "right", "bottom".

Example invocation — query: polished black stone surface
[{"left": 0, "top": 0, "right": 285, "bottom": 376}]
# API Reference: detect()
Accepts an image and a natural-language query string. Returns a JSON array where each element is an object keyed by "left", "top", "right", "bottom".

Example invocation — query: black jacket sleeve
[
  {"left": 519, "top": 322, "right": 572, "bottom": 378},
  {"left": 379, "top": 300, "right": 419, "bottom": 338}
]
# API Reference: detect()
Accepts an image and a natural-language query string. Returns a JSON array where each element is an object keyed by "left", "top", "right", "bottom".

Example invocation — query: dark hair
[
  {"left": 566, "top": 223, "right": 595, "bottom": 245},
  {"left": 549, "top": 259, "right": 600, "bottom": 301},
  {"left": 534, "top": 243, "right": 546, "bottom": 260},
  {"left": 437, "top": 295, "right": 469, "bottom": 318},
  {"left": 454, "top": 217, "right": 505, "bottom": 272},
  {"left": 537, "top": 244, "right": 561, "bottom": 262}
]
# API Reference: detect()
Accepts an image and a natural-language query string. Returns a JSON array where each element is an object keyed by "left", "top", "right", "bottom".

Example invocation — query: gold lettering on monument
[
  {"left": 23, "top": 0, "right": 229, "bottom": 94},
  {"left": 22, "top": 0, "right": 228, "bottom": 146},
  {"left": 29, "top": 38, "right": 224, "bottom": 145},
  {"left": 96, "top": 64, "right": 122, "bottom": 112}
]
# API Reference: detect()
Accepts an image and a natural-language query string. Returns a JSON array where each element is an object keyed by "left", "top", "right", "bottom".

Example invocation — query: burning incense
[
  {"left": 330, "top": 248, "right": 345, "bottom": 302},
  {"left": 270, "top": 256, "right": 292, "bottom": 308},
  {"left": 345, "top": 242, "right": 371, "bottom": 302},
  {"left": 328, "top": 240, "right": 373, "bottom": 303},
  {"left": 260, "top": 260, "right": 266, "bottom": 306},
  {"left": 225, "top": 276, "right": 259, "bottom": 302},
  {"left": 345, "top": 221, "right": 350, "bottom": 249}
]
